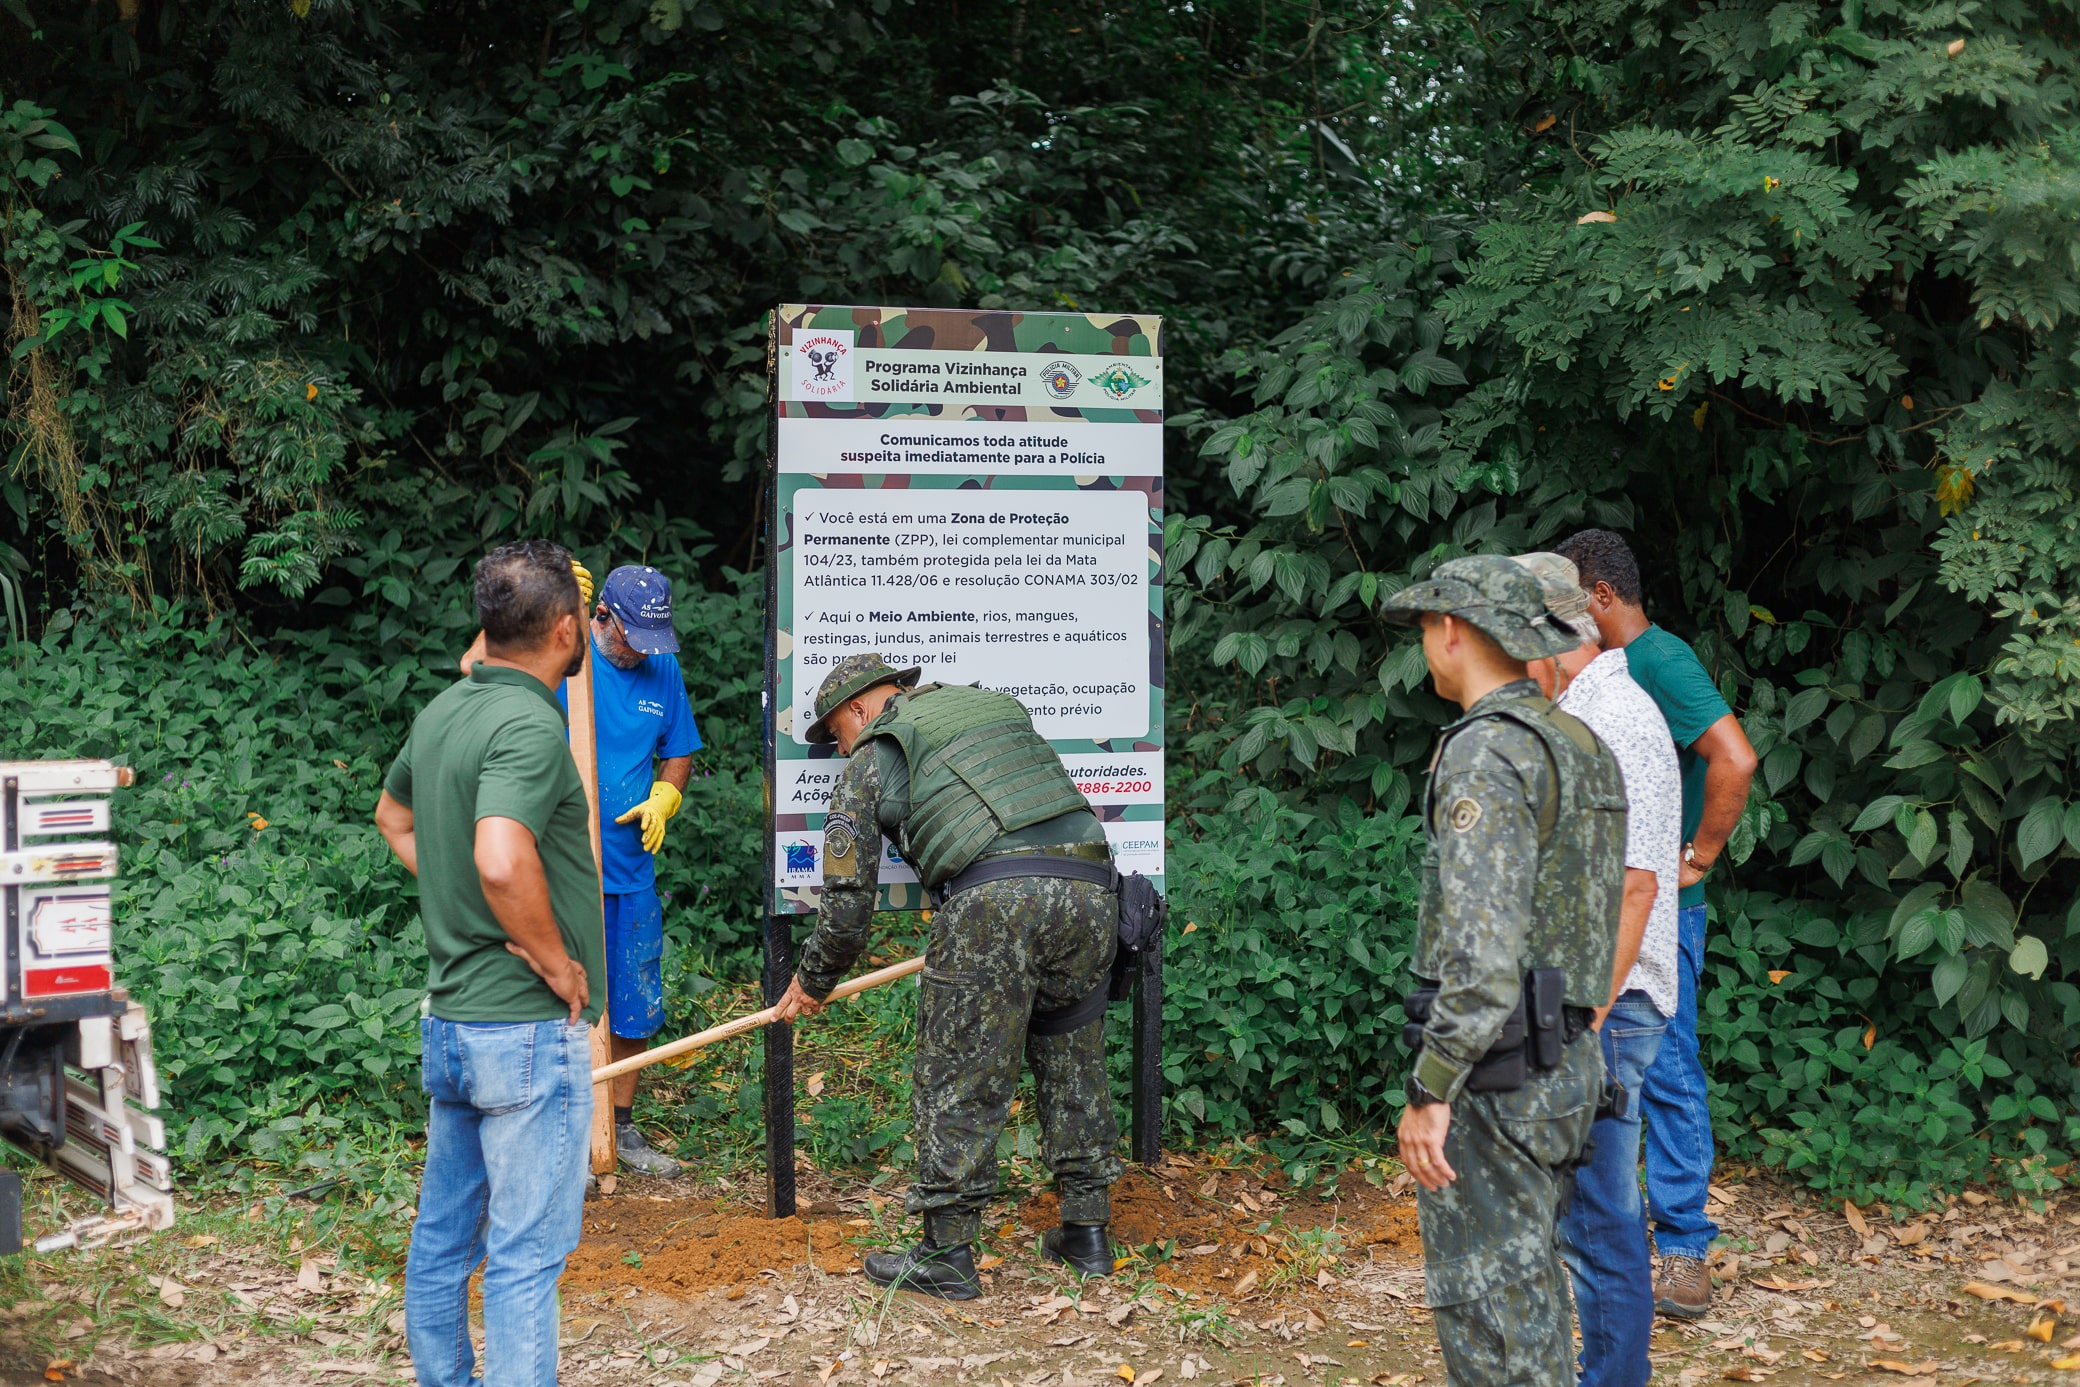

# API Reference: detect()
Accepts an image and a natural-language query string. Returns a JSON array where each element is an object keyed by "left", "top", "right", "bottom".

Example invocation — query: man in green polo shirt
[{"left": 373, "top": 539, "right": 604, "bottom": 1387}]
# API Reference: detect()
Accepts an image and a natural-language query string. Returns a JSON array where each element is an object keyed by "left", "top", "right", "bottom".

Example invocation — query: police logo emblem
[
  {"left": 1090, "top": 362, "right": 1150, "bottom": 401},
  {"left": 1448, "top": 797, "right": 1483, "bottom": 833},
  {"left": 1042, "top": 360, "right": 1081, "bottom": 399}
]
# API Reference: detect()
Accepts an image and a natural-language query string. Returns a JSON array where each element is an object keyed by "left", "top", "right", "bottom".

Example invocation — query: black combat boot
[
  {"left": 862, "top": 1240, "right": 982, "bottom": 1300},
  {"left": 1041, "top": 1222, "right": 1115, "bottom": 1277}
]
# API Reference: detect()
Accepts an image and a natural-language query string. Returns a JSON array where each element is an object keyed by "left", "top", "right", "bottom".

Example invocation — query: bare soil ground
[{"left": 7, "top": 1156, "right": 2080, "bottom": 1387}]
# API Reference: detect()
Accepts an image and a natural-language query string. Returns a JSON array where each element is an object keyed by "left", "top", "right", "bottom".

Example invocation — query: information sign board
[{"left": 766, "top": 305, "right": 1164, "bottom": 915}]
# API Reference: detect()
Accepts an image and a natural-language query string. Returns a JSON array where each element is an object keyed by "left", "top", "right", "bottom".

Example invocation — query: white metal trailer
[{"left": 1, "top": 759, "right": 175, "bottom": 1254}]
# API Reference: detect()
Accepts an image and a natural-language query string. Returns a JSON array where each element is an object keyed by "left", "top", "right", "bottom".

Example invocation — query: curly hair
[{"left": 1553, "top": 529, "right": 1644, "bottom": 607}]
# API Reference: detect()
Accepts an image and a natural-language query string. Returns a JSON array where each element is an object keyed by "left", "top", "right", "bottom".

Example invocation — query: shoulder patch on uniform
[
  {"left": 1447, "top": 796, "right": 1484, "bottom": 833},
  {"left": 824, "top": 810, "right": 858, "bottom": 876}
]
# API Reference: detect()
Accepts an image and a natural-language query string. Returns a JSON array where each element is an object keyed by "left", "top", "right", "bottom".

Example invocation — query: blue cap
[{"left": 599, "top": 565, "right": 679, "bottom": 655}]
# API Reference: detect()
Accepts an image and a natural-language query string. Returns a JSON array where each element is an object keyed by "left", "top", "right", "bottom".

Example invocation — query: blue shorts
[{"left": 603, "top": 887, "right": 666, "bottom": 1040}]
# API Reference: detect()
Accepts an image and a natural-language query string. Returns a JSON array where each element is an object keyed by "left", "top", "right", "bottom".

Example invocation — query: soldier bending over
[{"left": 775, "top": 654, "right": 1122, "bottom": 1300}]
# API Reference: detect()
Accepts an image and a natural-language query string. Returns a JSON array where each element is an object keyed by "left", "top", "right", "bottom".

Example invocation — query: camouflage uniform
[
  {"left": 1382, "top": 557, "right": 1628, "bottom": 1387},
  {"left": 795, "top": 655, "right": 1121, "bottom": 1247}
]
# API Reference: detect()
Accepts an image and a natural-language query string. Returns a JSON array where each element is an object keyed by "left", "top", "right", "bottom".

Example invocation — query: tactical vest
[
  {"left": 860, "top": 683, "right": 1091, "bottom": 887},
  {"left": 1417, "top": 693, "right": 1627, "bottom": 1009}
]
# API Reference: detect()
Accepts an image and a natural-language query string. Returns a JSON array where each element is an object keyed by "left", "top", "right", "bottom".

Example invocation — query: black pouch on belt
[
  {"left": 1401, "top": 986, "right": 1529, "bottom": 1093},
  {"left": 1528, "top": 966, "right": 1567, "bottom": 1069}
]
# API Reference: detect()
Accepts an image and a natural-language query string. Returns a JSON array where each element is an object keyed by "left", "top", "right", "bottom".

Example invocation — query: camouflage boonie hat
[
  {"left": 1379, "top": 555, "right": 1580, "bottom": 660},
  {"left": 1510, "top": 551, "right": 1601, "bottom": 645},
  {"left": 806, "top": 652, "right": 921, "bottom": 744}
]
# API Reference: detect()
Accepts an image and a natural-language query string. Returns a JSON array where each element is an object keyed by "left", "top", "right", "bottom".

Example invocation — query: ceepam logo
[
  {"left": 1090, "top": 362, "right": 1151, "bottom": 401},
  {"left": 792, "top": 327, "right": 854, "bottom": 400}
]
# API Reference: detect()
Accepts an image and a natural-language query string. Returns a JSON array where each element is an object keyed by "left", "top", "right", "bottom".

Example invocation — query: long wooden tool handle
[{"left": 590, "top": 955, "right": 927, "bottom": 1086}]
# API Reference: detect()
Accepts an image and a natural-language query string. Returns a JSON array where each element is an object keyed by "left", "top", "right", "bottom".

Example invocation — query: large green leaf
[{"left": 2017, "top": 797, "right": 2065, "bottom": 869}]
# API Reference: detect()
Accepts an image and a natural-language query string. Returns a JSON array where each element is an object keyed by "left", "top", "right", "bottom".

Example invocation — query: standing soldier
[
  {"left": 1380, "top": 557, "right": 1628, "bottom": 1387},
  {"left": 774, "top": 654, "right": 1122, "bottom": 1300}
]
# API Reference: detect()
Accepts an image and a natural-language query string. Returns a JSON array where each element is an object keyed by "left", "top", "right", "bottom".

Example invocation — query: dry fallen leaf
[
  {"left": 977, "top": 1254, "right": 1003, "bottom": 1270},
  {"left": 1138, "top": 1373, "right": 1163, "bottom": 1386},
  {"left": 1894, "top": 1223, "right": 1930, "bottom": 1248},
  {"left": 157, "top": 1278, "right": 186, "bottom": 1310},
  {"left": 1801, "top": 1350, "right": 1830, "bottom": 1363},
  {"left": 598, "top": 1175, "right": 619, "bottom": 1195},
  {"left": 806, "top": 1071, "right": 826, "bottom": 1098},
  {"left": 1117, "top": 1368, "right": 1135, "bottom": 1383},
  {"left": 1232, "top": 1269, "right": 1259, "bottom": 1298},
  {"left": 1768, "top": 970, "right": 1792, "bottom": 984},
  {"left": 1844, "top": 1202, "right": 1872, "bottom": 1239},
  {"left": 43, "top": 1364, "right": 72, "bottom": 1384},
  {"left": 1348, "top": 1341, "right": 1370, "bottom": 1349},
  {"left": 1868, "top": 1362, "right": 1937, "bottom": 1376},
  {"left": 295, "top": 1260, "right": 324, "bottom": 1294},
  {"left": 1753, "top": 1275, "right": 1824, "bottom": 1292},
  {"left": 2053, "top": 1354, "right": 2080, "bottom": 1371},
  {"left": 2032, "top": 1314, "right": 2059, "bottom": 1342},
  {"left": 1577, "top": 211, "right": 1618, "bottom": 225},
  {"left": 1533, "top": 113, "right": 1558, "bottom": 133},
  {"left": 1964, "top": 1281, "right": 2037, "bottom": 1303},
  {"left": 1947, "top": 37, "right": 1967, "bottom": 55},
  {"left": 1990, "top": 1341, "right": 2026, "bottom": 1353},
  {"left": 1963, "top": 1191, "right": 1991, "bottom": 1206},
  {"left": 1722, "top": 1368, "right": 1772, "bottom": 1382}
]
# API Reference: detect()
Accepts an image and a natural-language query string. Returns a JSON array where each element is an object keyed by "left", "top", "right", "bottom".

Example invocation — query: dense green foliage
[
  {"left": 1169, "top": 0, "right": 2080, "bottom": 1198},
  {"left": 6, "top": 0, "right": 2079, "bottom": 1208}
]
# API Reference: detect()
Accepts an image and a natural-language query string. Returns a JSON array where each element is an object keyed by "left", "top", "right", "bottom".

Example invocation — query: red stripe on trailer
[{"left": 24, "top": 964, "right": 111, "bottom": 997}]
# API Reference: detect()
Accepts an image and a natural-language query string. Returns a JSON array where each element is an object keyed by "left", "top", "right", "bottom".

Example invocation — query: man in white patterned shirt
[{"left": 1513, "top": 552, "right": 1683, "bottom": 1387}]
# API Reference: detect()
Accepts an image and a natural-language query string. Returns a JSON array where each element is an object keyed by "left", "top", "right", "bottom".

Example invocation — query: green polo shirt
[
  {"left": 384, "top": 663, "right": 605, "bottom": 1023},
  {"left": 1622, "top": 624, "right": 1734, "bottom": 910}
]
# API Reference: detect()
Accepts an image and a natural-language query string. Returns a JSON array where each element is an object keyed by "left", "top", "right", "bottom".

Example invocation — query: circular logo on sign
[
  {"left": 798, "top": 334, "right": 849, "bottom": 397},
  {"left": 1042, "top": 360, "right": 1082, "bottom": 400}
]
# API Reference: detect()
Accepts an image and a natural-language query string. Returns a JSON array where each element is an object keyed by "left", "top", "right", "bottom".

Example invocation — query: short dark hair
[
  {"left": 1554, "top": 529, "right": 1643, "bottom": 607},
  {"left": 475, "top": 540, "right": 580, "bottom": 650}
]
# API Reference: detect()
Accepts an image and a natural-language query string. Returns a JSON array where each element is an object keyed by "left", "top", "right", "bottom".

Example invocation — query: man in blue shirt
[
  {"left": 570, "top": 566, "right": 701, "bottom": 1176},
  {"left": 458, "top": 562, "right": 701, "bottom": 1178}
]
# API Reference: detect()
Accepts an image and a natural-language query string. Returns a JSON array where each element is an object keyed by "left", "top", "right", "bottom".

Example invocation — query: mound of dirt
[
  {"left": 562, "top": 1196, "right": 861, "bottom": 1296},
  {"left": 1017, "top": 1167, "right": 1420, "bottom": 1294}
]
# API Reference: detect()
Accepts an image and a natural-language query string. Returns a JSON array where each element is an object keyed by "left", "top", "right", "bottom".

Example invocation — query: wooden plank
[{"left": 563, "top": 625, "right": 615, "bottom": 1177}]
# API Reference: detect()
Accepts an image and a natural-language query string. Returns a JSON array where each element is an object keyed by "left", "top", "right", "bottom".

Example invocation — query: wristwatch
[
  {"left": 1404, "top": 1074, "right": 1446, "bottom": 1108},
  {"left": 1683, "top": 842, "right": 1715, "bottom": 874}
]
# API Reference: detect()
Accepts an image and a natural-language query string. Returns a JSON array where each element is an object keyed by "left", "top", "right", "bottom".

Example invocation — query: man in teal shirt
[
  {"left": 1555, "top": 529, "right": 1758, "bottom": 1321},
  {"left": 376, "top": 540, "right": 602, "bottom": 1387}
]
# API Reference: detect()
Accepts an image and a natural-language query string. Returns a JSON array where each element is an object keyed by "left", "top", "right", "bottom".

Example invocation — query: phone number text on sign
[{"left": 790, "top": 489, "right": 1150, "bottom": 743}]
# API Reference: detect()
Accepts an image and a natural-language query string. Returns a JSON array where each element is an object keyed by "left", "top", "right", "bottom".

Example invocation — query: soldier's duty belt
[{"left": 937, "top": 851, "right": 1119, "bottom": 899}]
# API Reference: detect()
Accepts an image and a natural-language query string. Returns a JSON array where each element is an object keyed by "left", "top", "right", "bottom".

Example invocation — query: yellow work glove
[
  {"left": 614, "top": 779, "right": 682, "bottom": 854},
  {"left": 572, "top": 559, "right": 595, "bottom": 609}
]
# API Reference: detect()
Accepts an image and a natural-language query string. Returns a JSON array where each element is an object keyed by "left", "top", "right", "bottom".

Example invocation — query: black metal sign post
[
  {"left": 760, "top": 323, "right": 797, "bottom": 1219},
  {"left": 1131, "top": 928, "right": 1164, "bottom": 1163}
]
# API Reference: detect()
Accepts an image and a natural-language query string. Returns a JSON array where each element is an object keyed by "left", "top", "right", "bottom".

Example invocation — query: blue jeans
[
  {"left": 603, "top": 887, "right": 666, "bottom": 1040},
  {"left": 1559, "top": 991, "right": 1669, "bottom": 1387},
  {"left": 406, "top": 1017, "right": 593, "bottom": 1387},
  {"left": 1642, "top": 903, "right": 1719, "bottom": 1257}
]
